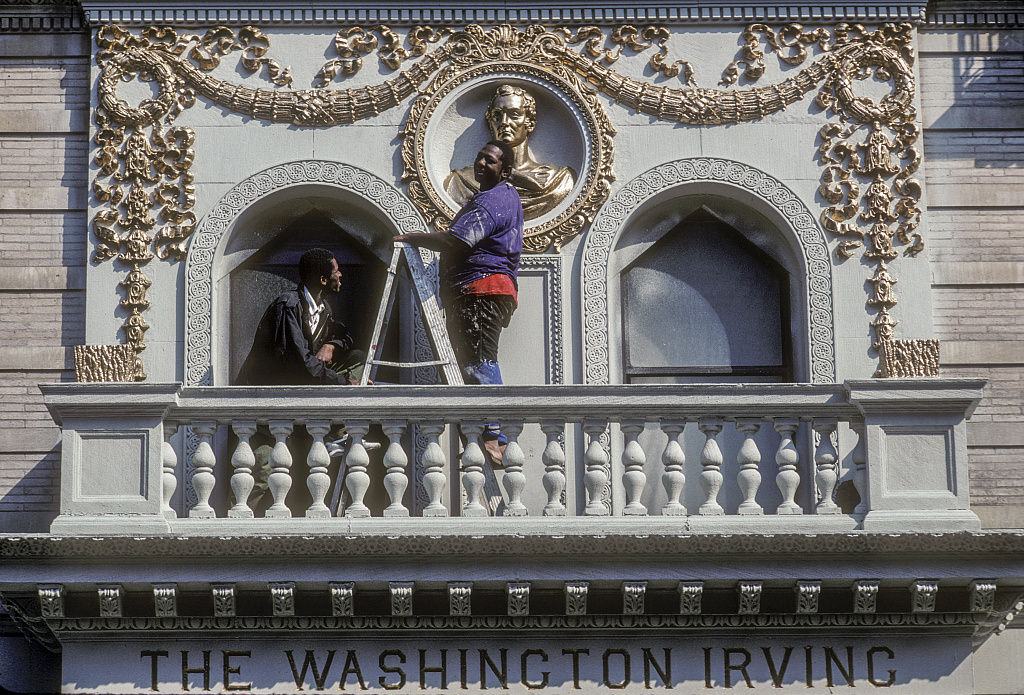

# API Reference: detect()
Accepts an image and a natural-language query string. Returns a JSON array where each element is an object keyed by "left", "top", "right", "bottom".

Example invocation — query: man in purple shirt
[{"left": 396, "top": 140, "right": 524, "bottom": 463}]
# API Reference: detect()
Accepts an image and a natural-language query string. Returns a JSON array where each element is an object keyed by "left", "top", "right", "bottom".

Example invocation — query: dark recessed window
[
  {"left": 621, "top": 209, "right": 792, "bottom": 383},
  {"left": 230, "top": 211, "right": 398, "bottom": 383}
]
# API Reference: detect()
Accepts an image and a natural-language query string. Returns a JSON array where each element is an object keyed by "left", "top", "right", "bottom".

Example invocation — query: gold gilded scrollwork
[
  {"left": 93, "top": 21, "right": 927, "bottom": 369},
  {"left": 315, "top": 25, "right": 448, "bottom": 84},
  {"left": 92, "top": 25, "right": 284, "bottom": 372},
  {"left": 715, "top": 22, "right": 922, "bottom": 355}
]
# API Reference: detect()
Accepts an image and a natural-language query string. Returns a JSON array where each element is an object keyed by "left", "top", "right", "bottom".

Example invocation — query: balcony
[{"left": 39, "top": 380, "right": 984, "bottom": 537}]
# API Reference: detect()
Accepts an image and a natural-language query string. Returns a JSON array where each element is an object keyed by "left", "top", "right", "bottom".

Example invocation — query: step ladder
[{"left": 359, "top": 242, "right": 464, "bottom": 386}]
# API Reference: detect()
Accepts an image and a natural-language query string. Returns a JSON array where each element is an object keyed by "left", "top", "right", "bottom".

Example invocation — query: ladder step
[{"left": 367, "top": 359, "right": 452, "bottom": 368}]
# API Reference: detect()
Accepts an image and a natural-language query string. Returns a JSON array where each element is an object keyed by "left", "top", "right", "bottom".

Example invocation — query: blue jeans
[
  {"left": 463, "top": 360, "right": 506, "bottom": 443},
  {"left": 448, "top": 295, "right": 516, "bottom": 445}
]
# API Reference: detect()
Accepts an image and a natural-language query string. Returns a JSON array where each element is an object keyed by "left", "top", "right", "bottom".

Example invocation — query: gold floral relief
[{"left": 91, "top": 21, "right": 928, "bottom": 375}]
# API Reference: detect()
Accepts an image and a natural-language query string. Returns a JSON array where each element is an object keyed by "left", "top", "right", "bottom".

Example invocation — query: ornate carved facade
[{"left": 88, "top": 19, "right": 933, "bottom": 377}]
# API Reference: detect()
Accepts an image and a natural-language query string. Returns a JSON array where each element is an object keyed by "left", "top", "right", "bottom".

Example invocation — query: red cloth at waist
[{"left": 458, "top": 273, "right": 517, "bottom": 304}]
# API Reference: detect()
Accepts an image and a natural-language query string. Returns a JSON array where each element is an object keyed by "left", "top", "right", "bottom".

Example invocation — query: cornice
[
  {"left": 0, "top": 0, "right": 83, "bottom": 32},
  {"left": 924, "top": 1, "right": 1024, "bottom": 27},
  {"left": 1, "top": 531, "right": 1023, "bottom": 560},
  {"left": 75, "top": 1, "right": 929, "bottom": 27}
]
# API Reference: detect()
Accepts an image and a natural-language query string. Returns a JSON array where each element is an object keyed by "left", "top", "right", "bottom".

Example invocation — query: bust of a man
[{"left": 444, "top": 84, "right": 577, "bottom": 219}]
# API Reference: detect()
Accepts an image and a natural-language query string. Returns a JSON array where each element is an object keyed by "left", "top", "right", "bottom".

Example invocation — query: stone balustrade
[{"left": 40, "top": 380, "right": 984, "bottom": 535}]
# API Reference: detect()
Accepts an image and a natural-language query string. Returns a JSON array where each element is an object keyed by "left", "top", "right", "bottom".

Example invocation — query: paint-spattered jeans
[{"left": 447, "top": 294, "right": 516, "bottom": 443}]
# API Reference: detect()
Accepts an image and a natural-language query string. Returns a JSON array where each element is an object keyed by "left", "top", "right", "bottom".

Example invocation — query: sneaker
[{"left": 325, "top": 434, "right": 351, "bottom": 458}]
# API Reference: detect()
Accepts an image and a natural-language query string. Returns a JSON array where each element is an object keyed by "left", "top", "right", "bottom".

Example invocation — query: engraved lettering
[
  {"left": 824, "top": 646, "right": 854, "bottom": 687},
  {"left": 867, "top": 646, "right": 896, "bottom": 687},
  {"left": 703, "top": 648, "right": 712, "bottom": 689},
  {"left": 562, "top": 649, "right": 589, "bottom": 689},
  {"left": 641, "top": 648, "right": 671, "bottom": 688},
  {"left": 340, "top": 650, "right": 367, "bottom": 691},
  {"left": 181, "top": 650, "right": 211, "bottom": 692},
  {"left": 141, "top": 650, "right": 168, "bottom": 692},
  {"left": 419, "top": 649, "right": 448, "bottom": 689},
  {"left": 479, "top": 649, "right": 508, "bottom": 689},
  {"left": 804, "top": 645, "right": 814, "bottom": 687},
  {"left": 723, "top": 648, "right": 752, "bottom": 689},
  {"left": 222, "top": 650, "right": 251, "bottom": 692},
  {"left": 379, "top": 649, "right": 407, "bottom": 690},
  {"left": 603, "top": 648, "right": 630, "bottom": 689},
  {"left": 761, "top": 646, "right": 793, "bottom": 688},
  {"left": 285, "top": 650, "right": 336, "bottom": 691},
  {"left": 521, "top": 649, "right": 549, "bottom": 689}
]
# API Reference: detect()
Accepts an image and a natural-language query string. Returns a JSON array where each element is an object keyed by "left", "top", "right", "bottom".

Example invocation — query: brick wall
[
  {"left": 0, "top": 32, "right": 88, "bottom": 532},
  {"left": 920, "top": 28, "right": 1024, "bottom": 528}
]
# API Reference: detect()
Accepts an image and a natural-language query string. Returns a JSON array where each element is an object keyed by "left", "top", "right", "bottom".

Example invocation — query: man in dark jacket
[
  {"left": 237, "top": 247, "right": 365, "bottom": 386},
  {"left": 233, "top": 247, "right": 366, "bottom": 515}
]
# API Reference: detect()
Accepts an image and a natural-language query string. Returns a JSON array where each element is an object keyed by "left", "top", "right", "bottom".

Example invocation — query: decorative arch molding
[
  {"left": 184, "top": 160, "right": 430, "bottom": 387},
  {"left": 582, "top": 157, "right": 836, "bottom": 385}
]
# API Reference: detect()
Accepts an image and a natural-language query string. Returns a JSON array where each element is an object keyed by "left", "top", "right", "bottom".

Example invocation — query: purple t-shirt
[{"left": 445, "top": 181, "right": 524, "bottom": 290}]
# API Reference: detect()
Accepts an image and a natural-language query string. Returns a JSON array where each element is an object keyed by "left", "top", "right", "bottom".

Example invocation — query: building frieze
[{"left": 75, "top": 2, "right": 931, "bottom": 28}]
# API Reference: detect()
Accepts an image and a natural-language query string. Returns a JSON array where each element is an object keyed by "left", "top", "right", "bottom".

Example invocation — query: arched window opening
[
  {"left": 229, "top": 210, "right": 400, "bottom": 384},
  {"left": 620, "top": 208, "right": 792, "bottom": 383}
]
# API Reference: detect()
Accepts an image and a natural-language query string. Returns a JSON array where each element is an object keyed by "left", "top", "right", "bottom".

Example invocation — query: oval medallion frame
[{"left": 401, "top": 60, "right": 615, "bottom": 252}]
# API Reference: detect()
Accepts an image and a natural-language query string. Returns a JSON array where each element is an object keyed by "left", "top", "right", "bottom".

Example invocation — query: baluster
[
  {"left": 420, "top": 423, "right": 448, "bottom": 517},
  {"left": 583, "top": 420, "right": 610, "bottom": 516},
  {"left": 621, "top": 420, "right": 647, "bottom": 516},
  {"left": 344, "top": 421, "right": 371, "bottom": 518},
  {"left": 161, "top": 422, "right": 178, "bottom": 519},
  {"left": 773, "top": 418, "right": 802, "bottom": 515},
  {"left": 188, "top": 420, "right": 217, "bottom": 519},
  {"left": 502, "top": 422, "right": 527, "bottom": 516},
  {"left": 540, "top": 421, "right": 566, "bottom": 516},
  {"left": 851, "top": 422, "right": 868, "bottom": 516},
  {"left": 660, "top": 419, "right": 686, "bottom": 516},
  {"left": 813, "top": 419, "right": 840, "bottom": 514},
  {"left": 460, "top": 422, "right": 487, "bottom": 517},
  {"left": 735, "top": 418, "right": 763, "bottom": 515},
  {"left": 382, "top": 421, "right": 410, "bottom": 517},
  {"left": 228, "top": 420, "right": 256, "bottom": 518},
  {"left": 265, "top": 419, "right": 294, "bottom": 519},
  {"left": 305, "top": 420, "right": 332, "bottom": 518},
  {"left": 697, "top": 418, "right": 724, "bottom": 515}
]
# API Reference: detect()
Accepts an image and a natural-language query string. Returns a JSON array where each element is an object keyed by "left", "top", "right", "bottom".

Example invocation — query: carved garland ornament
[{"left": 94, "top": 21, "right": 923, "bottom": 373}]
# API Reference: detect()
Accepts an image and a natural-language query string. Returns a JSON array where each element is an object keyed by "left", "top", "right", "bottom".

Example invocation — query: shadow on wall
[
  {"left": 0, "top": 630, "right": 60, "bottom": 694},
  {"left": 927, "top": 31, "right": 1024, "bottom": 168},
  {"left": 0, "top": 446, "right": 60, "bottom": 534}
]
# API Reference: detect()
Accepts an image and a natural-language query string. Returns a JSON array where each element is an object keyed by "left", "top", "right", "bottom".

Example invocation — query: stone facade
[{"left": 0, "top": 1, "right": 1023, "bottom": 692}]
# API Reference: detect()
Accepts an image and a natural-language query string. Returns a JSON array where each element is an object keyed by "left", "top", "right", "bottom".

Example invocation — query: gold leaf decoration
[{"left": 92, "top": 22, "right": 925, "bottom": 370}]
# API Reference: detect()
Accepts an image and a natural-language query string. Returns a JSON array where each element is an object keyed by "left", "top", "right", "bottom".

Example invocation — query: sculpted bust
[{"left": 444, "top": 84, "right": 577, "bottom": 219}]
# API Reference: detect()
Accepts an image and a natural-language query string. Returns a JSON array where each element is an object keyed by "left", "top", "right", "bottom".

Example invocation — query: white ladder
[{"left": 359, "top": 242, "right": 464, "bottom": 386}]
